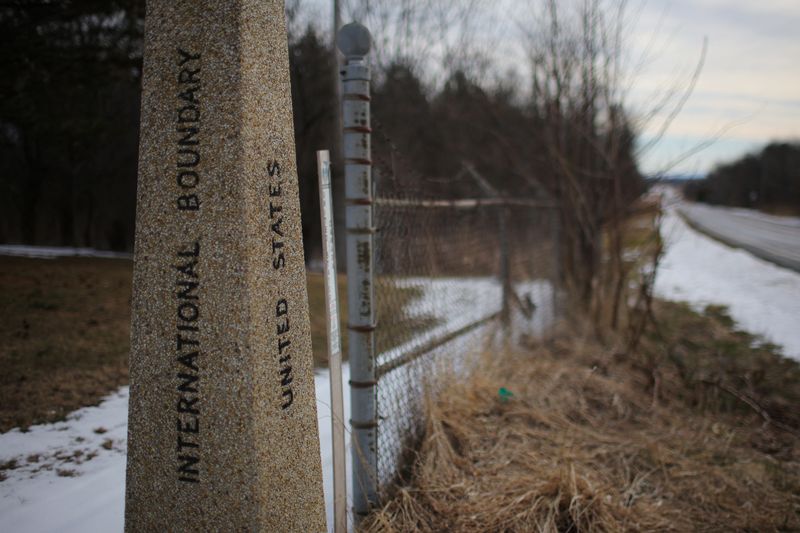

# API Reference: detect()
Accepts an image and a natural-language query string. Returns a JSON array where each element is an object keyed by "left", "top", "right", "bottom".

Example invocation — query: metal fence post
[
  {"left": 337, "top": 23, "right": 378, "bottom": 520},
  {"left": 498, "top": 208, "right": 511, "bottom": 324},
  {"left": 462, "top": 162, "right": 511, "bottom": 324},
  {"left": 551, "top": 207, "right": 562, "bottom": 319}
]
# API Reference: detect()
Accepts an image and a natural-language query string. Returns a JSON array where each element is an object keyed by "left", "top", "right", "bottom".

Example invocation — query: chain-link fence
[
  {"left": 338, "top": 31, "right": 561, "bottom": 517},
  {"left": 369, "top": 145, "right": 561, "bottom": 495}
]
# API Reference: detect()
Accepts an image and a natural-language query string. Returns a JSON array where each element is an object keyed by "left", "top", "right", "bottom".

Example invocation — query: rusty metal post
[
  {"left": 498, "top": 208, "right": 511, "bottom": 324},
  {"left": 337, "top": 22, "right": 377, "bottom": 520},
  {"left": 462, "top": 162, "right": 511, "bottom": 325}
]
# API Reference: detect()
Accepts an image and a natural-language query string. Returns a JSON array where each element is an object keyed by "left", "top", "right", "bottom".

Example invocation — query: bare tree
[
  {"left": 519, "top": 1, "right": 639, "bottom": 329},
  {"left": 342, "top": 0, "right": 487, "bottom": 86}
]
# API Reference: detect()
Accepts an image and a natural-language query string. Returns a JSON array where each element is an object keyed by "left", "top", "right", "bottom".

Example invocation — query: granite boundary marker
[{"left": 125, "top": 1, "right": 326, "bottom": 530}]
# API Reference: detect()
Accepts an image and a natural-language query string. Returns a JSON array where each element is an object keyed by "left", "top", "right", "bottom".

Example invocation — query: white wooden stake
[{"left": 317, "top": 150, "right": 347, "bottom": 533}]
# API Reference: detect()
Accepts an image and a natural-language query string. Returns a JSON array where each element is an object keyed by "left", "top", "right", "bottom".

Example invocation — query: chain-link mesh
[{"left": 366, "top": 123, "right": 561, "bottom": 494}]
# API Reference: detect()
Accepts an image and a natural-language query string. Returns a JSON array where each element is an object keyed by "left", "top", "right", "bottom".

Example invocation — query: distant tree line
[
  {"left": 1, "top": 0, "right": 646, "bottom": 325},
  {"left": 0, "top": 1, "right": 144, "bottom": 251},
  {"left": 683, "top": 142, "right": 800, "bottom": 214},
  {"left": 0, "top": 0, "right": 342, "bottom": 256}
]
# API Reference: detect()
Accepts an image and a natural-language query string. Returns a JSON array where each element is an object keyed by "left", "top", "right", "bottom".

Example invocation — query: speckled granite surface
[{"left": 125, "top": 1, "right": 325, "bottom": 531}]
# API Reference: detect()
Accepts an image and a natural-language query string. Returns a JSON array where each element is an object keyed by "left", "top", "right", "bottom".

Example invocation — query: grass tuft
[{"left": 362, "top": 304, "right": 800, "bottom": 532}]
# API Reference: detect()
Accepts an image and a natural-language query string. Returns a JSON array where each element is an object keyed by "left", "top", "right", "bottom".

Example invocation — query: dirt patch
[
  {"left": 0, "top": 458, "right": 19, "bottom": 481},
  {"left": 0, "top": 255, "right": 132, "bottom": 432},
  {"left": 0, "top": 256, "right": 428, "bottom": 431},
  {"left": 0, "top": 258, "right": 348, "bottom": 431},
  {"left": 363, "top": 305, "right": 800, "bottom": 532}
]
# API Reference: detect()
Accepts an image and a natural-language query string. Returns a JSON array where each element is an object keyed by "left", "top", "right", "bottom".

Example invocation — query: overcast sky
[
  {"left": 316, "top": 0, "right": 800, "bottom": 176},
  {"left": 630, "top": 0, "right": 800, "bottom": 175}
]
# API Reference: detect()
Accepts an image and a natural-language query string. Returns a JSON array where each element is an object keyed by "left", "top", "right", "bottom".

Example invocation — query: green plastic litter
[{"left": 498, "top": 387, "right": 514, "bottom": 402}]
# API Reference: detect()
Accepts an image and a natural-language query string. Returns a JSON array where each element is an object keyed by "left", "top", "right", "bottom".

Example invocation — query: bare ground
[
  {"left": 0, "top": 255, "right": 347, "bottom": 432},
  {"left": 0, "top": 256, "right": 132, "bottom": 432},
  {"left": 0, "top": 255, "right": 430, "bottom": 432}
]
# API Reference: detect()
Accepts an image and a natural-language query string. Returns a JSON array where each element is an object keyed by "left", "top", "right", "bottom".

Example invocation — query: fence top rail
[{"left": 374, "top": 197, "right": 560, "bottom": 210}]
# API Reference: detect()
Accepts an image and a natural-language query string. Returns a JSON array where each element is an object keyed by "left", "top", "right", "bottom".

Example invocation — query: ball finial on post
[{"left": 337, "top": 22, "right": 372, "bottom": 59}]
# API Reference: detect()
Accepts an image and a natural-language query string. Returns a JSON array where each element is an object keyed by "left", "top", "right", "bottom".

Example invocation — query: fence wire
[{"left": 366, "top": 124, "right": 561, "bottom": 494}]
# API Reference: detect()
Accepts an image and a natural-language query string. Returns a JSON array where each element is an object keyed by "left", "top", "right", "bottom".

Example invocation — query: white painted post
[
  {"left": 337, "top": 22, "right": 378, "bottom": 520},
  {"left": 317, "top": 150, "right": 347, "bottom": 533}
]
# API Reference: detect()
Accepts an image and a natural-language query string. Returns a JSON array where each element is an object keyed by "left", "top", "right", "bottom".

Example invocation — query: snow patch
[
  {"left": 0, "top": 389, "right": 128, "bottom": 533},
  {"left": 0, "top": 245, "right": 131, "bottom": 260},
  {"left": 655, "top": 206, "right": 800, "bottom": 360},
  {"left": 0, "top": 367, "right": 352, "bottom": 532}
]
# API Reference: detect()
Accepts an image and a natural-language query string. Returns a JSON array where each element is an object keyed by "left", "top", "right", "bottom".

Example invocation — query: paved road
[{"left": 678, "top": 202, "right": 800, "bottom": 272}]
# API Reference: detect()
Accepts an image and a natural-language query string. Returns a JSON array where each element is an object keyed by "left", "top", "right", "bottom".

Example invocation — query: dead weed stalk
[{"left": 362, "top": 324, "right": 800, "bottom": 532}]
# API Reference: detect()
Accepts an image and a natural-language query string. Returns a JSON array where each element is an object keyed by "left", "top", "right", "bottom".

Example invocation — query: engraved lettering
[
  {"left": 275, "top": 297, "right": 294, "bottom": 410},
  {"left": 174, "top": 237, "right": 201, "bottom": 483},
  {"left": 175, "top": 48, "right": 202, "bottom": 212}
]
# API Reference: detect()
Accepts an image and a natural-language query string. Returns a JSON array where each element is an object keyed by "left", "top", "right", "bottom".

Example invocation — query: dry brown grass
[
  {"left": 0, "top": 255, "right": 132, "bottom": 432},
  {"left": 362, "top": 308, "right": 800, "bottom": 532},
  {"left": 0, "top": 257, "right": 343, "bottom": 431},
  {"left": 0, "top": 255, "right": 426, "bottom": 431}
]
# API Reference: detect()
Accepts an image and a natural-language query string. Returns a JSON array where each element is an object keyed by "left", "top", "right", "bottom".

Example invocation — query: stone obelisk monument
[{"left": 125, "top": 1, "right": 325, "bottom": 531}]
